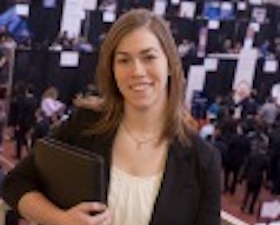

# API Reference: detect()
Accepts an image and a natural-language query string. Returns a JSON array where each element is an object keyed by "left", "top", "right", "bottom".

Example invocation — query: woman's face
[{"left": 113, "top": 27, "right": 169, "bottom": 111}]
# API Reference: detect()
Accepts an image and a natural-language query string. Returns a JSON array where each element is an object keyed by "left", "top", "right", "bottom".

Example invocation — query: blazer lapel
[{"left": 149, "top": 140, "right": 199, "bottom": 225}]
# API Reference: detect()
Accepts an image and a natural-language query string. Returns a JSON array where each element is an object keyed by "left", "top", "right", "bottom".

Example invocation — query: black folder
[{"left": 34, "top": 138, "right": 105, "bottom": 209}]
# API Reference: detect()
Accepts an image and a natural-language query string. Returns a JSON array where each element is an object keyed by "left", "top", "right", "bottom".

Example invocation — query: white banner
[
  {"left": 233, "top": 49, "right": 258, "bottom": 100},
  {"left": 185, "top": 66, "right": 206, "bottom": 109},
  {"left": 60, "top": 51, "right": 80, "bottom": 67},
  {"left": 179, "top": 2, "right": 196, "bottom": 19},
  {"left": 153, "top": 0, "right": 167, "bottom": 16},
  {"left": 60, "top": 0, "right": 85, "bottom": 38},
  {"left": 83, "top": 0, "right": 97, "bottom": 10}
]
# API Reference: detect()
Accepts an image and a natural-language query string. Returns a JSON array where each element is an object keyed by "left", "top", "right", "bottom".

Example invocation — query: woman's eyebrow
[
  {"left": 140, "top": 47, "right": 159, "bottom": 54},
  {"left": 115, "top": 47, "right": 159, "bottom": 56}
]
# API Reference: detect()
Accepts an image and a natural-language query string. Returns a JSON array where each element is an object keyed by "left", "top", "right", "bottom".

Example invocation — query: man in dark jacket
[{"left": 241, "top": 145, "right": 268, "bottom": 214}]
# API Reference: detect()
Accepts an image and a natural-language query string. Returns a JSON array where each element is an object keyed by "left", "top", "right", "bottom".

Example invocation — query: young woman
[{"left": 3, "top": 9, "right": 221, "bottom": 225}]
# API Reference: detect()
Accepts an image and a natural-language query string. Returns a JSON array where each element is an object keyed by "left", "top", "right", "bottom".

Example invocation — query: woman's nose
[{"left": 130, "top": 59, "right": 146, "bottom": 76}]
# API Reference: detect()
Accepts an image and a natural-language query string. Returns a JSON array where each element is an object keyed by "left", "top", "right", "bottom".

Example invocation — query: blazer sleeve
[
  {"left": 196, "top": 140, "right": 221, "bottom": 225},
  {"left": 2, "top": 153, "right": 40, "bottom": 210}
]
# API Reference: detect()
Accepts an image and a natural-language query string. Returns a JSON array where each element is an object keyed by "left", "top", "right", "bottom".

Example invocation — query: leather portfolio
[{"left": 33, "top": 138, "right": 105, "bottom": 209}]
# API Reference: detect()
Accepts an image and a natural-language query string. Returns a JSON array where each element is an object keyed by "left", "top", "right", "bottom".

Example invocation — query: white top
[
  {"left": 40, "top": 97, "right": 64, "bottom": 118},
  {"left": 199, "top": 123, "right": 215, "bottom": 140},
  {"left": 108, "top": 167, "right": 163, "bottom": 225}
]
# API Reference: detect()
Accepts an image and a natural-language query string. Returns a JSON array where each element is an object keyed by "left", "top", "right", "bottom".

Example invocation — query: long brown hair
[{"left": 92, "top": 8, "right": 192, "bottom": 144}]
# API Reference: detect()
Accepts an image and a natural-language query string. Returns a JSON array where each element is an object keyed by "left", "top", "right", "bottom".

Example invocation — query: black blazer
[{"left": 3, "top": 109, "right": 221, "bottom": 225}]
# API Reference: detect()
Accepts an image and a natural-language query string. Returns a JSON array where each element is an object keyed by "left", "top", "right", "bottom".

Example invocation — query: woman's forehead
[{"left": 114, "top": 27, "right": 164, "bottom": 54}]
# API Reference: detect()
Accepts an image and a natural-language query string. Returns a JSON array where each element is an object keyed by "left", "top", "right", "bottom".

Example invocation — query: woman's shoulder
[
  {"left": 70, "top": 108, "right": 102, "bottom": 122},
  {"left": 61, "top": 108, "right": 102, "bottom": 129},
  {"left": 51, "top": 108, "right": 102, "bottom": 142},
  {"left": 188, "top": 133, "right": 221, "bottom": 171}
]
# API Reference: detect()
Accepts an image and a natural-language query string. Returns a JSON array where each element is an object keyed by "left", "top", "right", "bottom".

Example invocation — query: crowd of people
[
  {"left": 198, "top": 91, "right": 280, "bottom": 215},
  {"left": 7, "top": 83, "right": 66, "bottom": 159}
]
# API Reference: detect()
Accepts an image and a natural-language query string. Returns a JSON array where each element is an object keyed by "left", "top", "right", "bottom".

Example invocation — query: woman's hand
[{"left": 59, "top": 202, "right": 111, "bottom": 225}]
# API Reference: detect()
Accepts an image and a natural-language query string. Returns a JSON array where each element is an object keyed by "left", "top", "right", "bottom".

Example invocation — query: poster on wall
[
  {"left": 204, "top": 58, "right": 218, "bottom": 71},
  {"left": 153, "top": 0, "right": 167, "bottom": 16},
  {"left": 233, "top": 49, "right": 258, "bottom": 101},
  {"left": 220, "top": 2, "right": 234, "bottom": 19},
  {"left": 264, "top": 60, "right": 278, "bottom": 73},
  {"left": 102, "top": 11, "right": 116, "bottom": 22},
  {"left": 208, "top": 20, "right": 220, "bottom": 30},
  {"left": 185, "top": 65, "right": 206, "bottom": 109},
  {"left": 271, "top": 84, "right": 280, "bottom": 105},
  {"left": 171, "top": 0, "right": 180, "bottom": 5},
  {"left": 83, "top": 0, "right": 98, "bottom": 10},
  {"left": 249, "top": 0, "right": 263, "bottom": 6},
  {"left": 99, "top": 0, "right": 117, "bottom": 22},
  {"left": 60, "top": 0, "right": 85, "bottom": 38},
  {"left": 237, "top": 2, "right": 247, "bottom": 11},
  {"left": 179, "top": 1, "right": 196, "bottom": 19},
  {"left": 60, "top": 51, "right": 80, "bottom": 67},
  {"left": 43, "top": 0, "right": 57, "bottom": 8},
  {"left": 15, "top": 4, "right": 29, "bottom": 17}
]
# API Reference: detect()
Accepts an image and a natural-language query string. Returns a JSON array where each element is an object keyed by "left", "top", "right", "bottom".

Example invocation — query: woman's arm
[
  {"left": 3, "top": 152, "right": 111, "bottom": 225},
  {"left": 2, "top": 153, "right": 40, "bottom": 210},
  {"left": 2, "top": 109, "right": 108, "bottom": 224},
  {"left": 18, "top": 191, "right": 65, "bottom": 225},
  {"left": 18, "top": 192, "right": 111, "bottom": 225}
]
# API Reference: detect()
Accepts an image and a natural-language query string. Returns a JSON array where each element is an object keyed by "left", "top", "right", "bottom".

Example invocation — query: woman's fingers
[
  {"left": 77, "top": 202, "right": 107, "bottom": 214},
  {"left": 63, "top": 202, "right": 111, "bottom": 225},
  {"left": 90, "top": 208, "right": 111, "bottom": 224}
]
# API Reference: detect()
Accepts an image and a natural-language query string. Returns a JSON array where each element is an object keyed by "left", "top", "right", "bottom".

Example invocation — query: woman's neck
[{"left": 122, "top": 105, "right": 166, "bottom": 134}]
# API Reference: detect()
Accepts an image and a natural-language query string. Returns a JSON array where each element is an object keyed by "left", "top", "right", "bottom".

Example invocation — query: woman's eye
[
  {"left": 116, "top": 58, "right": 130, "bottom": 64},
  {"left": 144, "top": 55, "right": 157, "bottom": 61}
]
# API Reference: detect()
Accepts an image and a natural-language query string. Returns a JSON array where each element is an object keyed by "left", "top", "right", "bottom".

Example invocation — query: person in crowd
[
  {"left": 258, "top": 96, "right": 279, "bottom": 131},
  {"left": 222, "top": 91, "right": 236, "bottom": 116},
  {"left": 199, "top": 114, "right": 216, "bottom": 140},
  {"left": 232, "top": 42, "right": 242, "bottom": 54},
  {"left": 212, "top": 125, "right": 228, "bottom": 172},
  {"left": 72, "top": 83, "right": 104, "bottom": 111},
  {"left": 239, "top": 92, "right": 259, "bottom": 119},
  {"left": 221, "top": 39, "right": 233, "bottom": 54},
  {"left": 0, "top": 47, "right": 8, "bottom": 84},
  {"left": 240, "top": 140, "right": 268, "bottom": 214},
  {"left": 73, "top": 92, "right": 104, "bottom": 111},
  {"left": 12, "top": 83, "right": 38, "bottom": 159},
  {"left": 274, "top": 37, "right": 280, "bottom": 59},
  {"left": 177, "top": 38, "right": 195, "bottom": 58},
  {"left": 216, "top": 99, "right": 236, "bottom": 144},
  {"left": 2, "top": 9, "right": 221, "bottom": 225},
  {"left": 0, "top": 101, "right": 6, "bottom": 151},
  {"left": 259, "top": 39, "right": 272, "bottom": 58},
  {"left": 73, "top": 37, "right": 94, "bottom": 53},
  {"left": 40, "top": 86, "right": 65, "bottom": 126},
  {"left": 29, "top": 108, "right": 50, "bottom": 148},
  {"left": 207, "top": 96, "right": 222, "bottom": 119},
  {"left": 268, "top": 114, "right": 280, "bottom": 194},
  {"left": 224, "top": 123, "right": 251, "bottom": 194}
]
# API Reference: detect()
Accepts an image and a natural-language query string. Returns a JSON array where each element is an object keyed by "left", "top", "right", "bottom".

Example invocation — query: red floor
[{"left": 221, "top": 183, "right": 272, "bottom": 224}]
